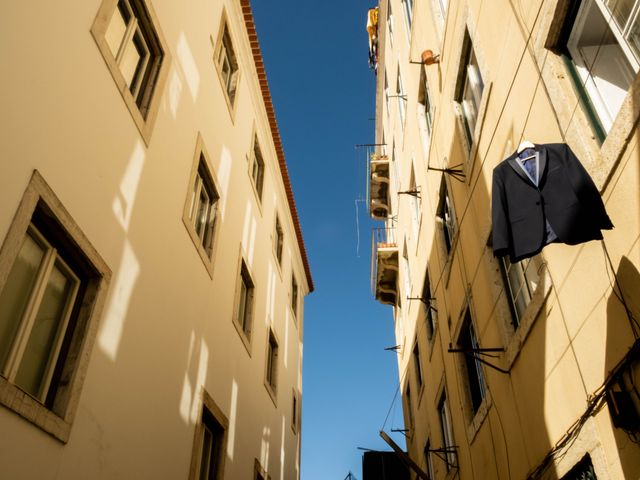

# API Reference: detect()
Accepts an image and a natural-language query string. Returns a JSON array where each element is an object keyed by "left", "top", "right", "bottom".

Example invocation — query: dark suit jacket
[{"left": 492, "top": 143, "right": 613, "bottom": 262}]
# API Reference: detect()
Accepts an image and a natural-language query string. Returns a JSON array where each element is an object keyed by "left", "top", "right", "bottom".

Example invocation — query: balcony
[
  {"left": 369, "top": 153, "right": 390, "bottom": 220},
  {"left": 371, "top": 227, "right": 399, "bottom": 305}
]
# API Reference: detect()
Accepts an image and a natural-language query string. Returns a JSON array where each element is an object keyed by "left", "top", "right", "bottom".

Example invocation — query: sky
[{"left": 250, "top": 1, "right": 408, "bottom": 478}]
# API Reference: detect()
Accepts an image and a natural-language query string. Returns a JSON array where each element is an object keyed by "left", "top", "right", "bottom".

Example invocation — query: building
[
  {"left": 0, "top": 1, "right": 312, "bottom": 478},
  {"left": 362, "top": 451, "right": 410, "bottom": 480},
  {"left": 368, "top": 0, "right": 640, "bottom": 479}
]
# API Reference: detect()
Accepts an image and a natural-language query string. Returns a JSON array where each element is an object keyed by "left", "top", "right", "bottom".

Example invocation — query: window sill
[
  {"left": 182, "top": 219, "right": 216, "bottom": 279},
  {"left": 467, "top": 390, "right": 492, "bottom": 444},
  {"left": 232, "top": 319, "right": 252, "bottom": 357},
  {"left": 0, "top": 378, "right": 71, "bottom": 443},
  {"left": 264, "top": 381, "right": 278, "bottom": 408},
  {"left": 503, "top": 266, "right": 553, "bottom": 370}
]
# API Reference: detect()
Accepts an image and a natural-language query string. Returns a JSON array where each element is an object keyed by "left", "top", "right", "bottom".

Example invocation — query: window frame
[
  {"left": 273, "top": 215, "right": 284, "bottom": 268},
  {"left": 182, "top": 134, "right": 222, "bottom": 278},
  {"left": 264, "top": 328, "right": 279, "bottom": 405},
  {"left": 438, "top": 389, "right": 457, "bottom": 471},
  {"left": 456, "top": 308, "right": 486, "bottom": 416},
  {"left": 422, "top": 269, "right": 437, "bottom": 352},
  {"left": 249, "top": 134, "right": 266, "bottom": 204},
  {"left": 290, "top": 272, "right": 299, "bottom": 319},
  {"left": 417, "top": 67, "right": 435, "bottom": 156},
  {"left": 291, "top": 389, "right": 300, "bottom": 434},
  {"left": 232, "top": 253, "right": 255, "bottom": 354},
  {"left": 91, "top": 0, "right": 170, "bottom": 145},
  {"left": 452, "top": 27, "right": 492, "bottom": 179},
  {"left": 0, "top": 170, "right": 111, "bottom": 443},
  {"left": 254, "top": 458, "right": 271, "bottom": 480},
  {"left": 188, "top": 390, "right": 228, "bottom": 480},
  {"left": 214, "top": 15, "right": 241, "bottom": 117},
  {"left": 401, "top": 0, "right": 414, "bottom": 40},
  {"left": 436, "top": 175, "right": 458, "bottom": 278}
]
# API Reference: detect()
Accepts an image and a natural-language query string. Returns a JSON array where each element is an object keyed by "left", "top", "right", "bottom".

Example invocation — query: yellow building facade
[
  {"left": 370, "top": 0, "right": 640, "bottom": 478},
  {"left": 0, "top": 1, "right": 311, "bottom": 479}
]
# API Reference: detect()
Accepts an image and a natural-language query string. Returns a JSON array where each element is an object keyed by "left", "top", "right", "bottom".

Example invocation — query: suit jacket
[{"left": 492, "top": 143, "right": 613, "bottom": 262}]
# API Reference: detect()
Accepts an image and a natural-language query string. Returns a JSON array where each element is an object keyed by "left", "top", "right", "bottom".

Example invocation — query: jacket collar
[{"left": 506, "top": 144, "right": 548, "bottom": 187}]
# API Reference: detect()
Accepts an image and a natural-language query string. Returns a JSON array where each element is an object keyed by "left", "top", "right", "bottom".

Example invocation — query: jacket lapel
[
  {"left": 536, "top": 144, "right": 548, "bottom": 186},
  {"left": 507, "top": 155, "right": 535, "bottom": 187}
]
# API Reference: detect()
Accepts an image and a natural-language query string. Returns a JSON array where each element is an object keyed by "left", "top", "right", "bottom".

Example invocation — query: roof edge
[{"left": 240, "top": 0, "right": 314, "bottom": 293}]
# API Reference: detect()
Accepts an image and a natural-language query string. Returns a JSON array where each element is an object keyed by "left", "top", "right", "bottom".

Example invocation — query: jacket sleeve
[
  {"left": 491, "top": 167, "right": 510, "bottom": 257},
  {"left": 563, "top": 144, "right": 614, "bottom": 230}
]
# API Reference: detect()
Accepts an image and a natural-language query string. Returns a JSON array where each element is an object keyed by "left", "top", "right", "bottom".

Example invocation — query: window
[
  {"left": 561, "top": 454, "right": 597, "bottom": 480},
  {"left": 0, "top": 171, "right": 111, "bottom": 442},
  {"left": 265, "top": 329, "right": 279, "bottom": 400},
  {"left": 274, "top": 216, "right": 284, "bottom": 266},
  {"left": 438, "top": 391, "right": 457, "bottom": 470},
  {"left": 91, "top": 0, "right": 168, "bottom": 142},
  {"left": 424, "top": 440, "right": 436, "bottom": 480},
  {"left": 254, "top": 459, "right": 270, "bottom": 480},
  {"left": 417, "top": 67, "right": 434, "bottom": 151},
  {"left": 216, "top": 22, "right": 240, "bottom": 107},
  {"left": 385, "top": 71, "right": 391, "bottom": 117},
  {"left": 291, "top": 274, "right": 299, "bottom": 317},
  {"left": 436, "top": 177, "right": 457, "bottom": 255},
  {"left": 402, "top": 240, "right": 411, "bottom": 299},
  {"left": 387, "top": 1, "right": 394, "bottom": 47},
  {"left": 233, "top": 258, "right": 254, "bottom": 346},
  {"left": 458, "top": 308, "right": 486, "bottom": 414},
  {"left": 562, "top": 0, "right": 640, "bottom": 139},
  {"left": 422, "top": 270, "right": 436, "bottom": 342},
  {"left": 396, "top": 66, "right": 407, "bottom": 129},
  {"left": 405, "top": 384, "right": 414, "bottom": 430},
  {"left": 250, "top": 136, "right": 265, "bottom": 201},
  {"left": 413, "top": 341, "right": 423, "bottom": 389},
  {"left": 500, "top": 256, "right": 540, "bottom": 329},
  {"left": 190, "top": 392, "right": 227, "bottom": 480},
  {"left": 409, "top": 165, "right": 421, "bottom": 237},
  {"left": 402, "top": 0, "right": 414, "bottom": 37},
  {"left": 455, "top": 30, "right": 485, "bottom": 151},
  {"left": 183, "top": 138, "right": 220, "bottom": 275},
  {"left": 291, "top": 390, "right": 299, "bottom": 433}
]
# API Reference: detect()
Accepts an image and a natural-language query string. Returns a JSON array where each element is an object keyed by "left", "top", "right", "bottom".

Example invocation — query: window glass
[
  {"left": 500, "top": 256, "right": 539, "bottom": 328},
  {"left": 15, "top": 261, "right": 77, "bottom": 398},
  {"left": 0, "top": 234, "right": 44, "bottom": 369},
  {"left": 566, "top": 0, "right": 640, "bottom": 134}
]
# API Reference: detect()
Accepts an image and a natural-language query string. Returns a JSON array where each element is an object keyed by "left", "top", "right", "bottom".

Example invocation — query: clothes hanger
[
  {"left": 517, "top": 140, "right": 536, "bottom": 161},
  {"left": 517, "top": 140, "right": 535, "bottom": 153}
]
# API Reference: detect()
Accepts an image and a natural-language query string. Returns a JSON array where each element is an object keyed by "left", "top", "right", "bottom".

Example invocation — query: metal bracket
[
  {"left": 391, "top": 428, "right": 410, "bottom": 438},
  {"left": 398, "top": 189, "right": 421, "bottom": 199},
  {"left": 428, "top": 164, "right": 466, "bottom": 182},
  {"left": 406, "top": 296, "right": 437, "bottom": 312},
  {"left": 384, "top": 345, "right": 402, "bottom": 352},
  {"left": 426, "top": 446, "right": 459, "bottom": 469},
  {"left": 388, "top": 94, "right": 408, "bottom": 100},
  {"left": 448, "top": 344, "right": 509, "bottom": 374}
]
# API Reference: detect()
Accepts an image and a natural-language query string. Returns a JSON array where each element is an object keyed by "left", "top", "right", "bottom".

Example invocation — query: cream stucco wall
[
  {"left": 0, "top": 1, "right": 309, "bottom": 479},
  {"left": 373, "top": 0, "right": 640, "bottom": 478}
]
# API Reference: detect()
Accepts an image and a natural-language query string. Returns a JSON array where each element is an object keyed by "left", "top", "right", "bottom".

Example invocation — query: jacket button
[{"left": 536, "top": 201, "right": 540, "bottom": 205}]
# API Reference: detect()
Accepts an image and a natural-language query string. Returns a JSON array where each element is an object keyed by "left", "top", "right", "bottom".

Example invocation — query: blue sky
[{"left": 250, "top": 1, "right": 407, "bottom": 478}]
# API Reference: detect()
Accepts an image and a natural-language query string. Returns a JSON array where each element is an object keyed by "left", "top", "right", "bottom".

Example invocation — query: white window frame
[
  {"left": 401, "top": 0, "right": 414, "bottom": 40},
  {"left": 565, "top": 0, "right": 640, "bottom": 135}
]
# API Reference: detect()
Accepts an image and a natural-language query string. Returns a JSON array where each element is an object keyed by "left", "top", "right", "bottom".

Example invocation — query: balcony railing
[
  {"left": 371, "top": 227, "right": 399, "bottom": 305},
  {"left": 368, "top": 154, "right": 390, "bottom": 220}
]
